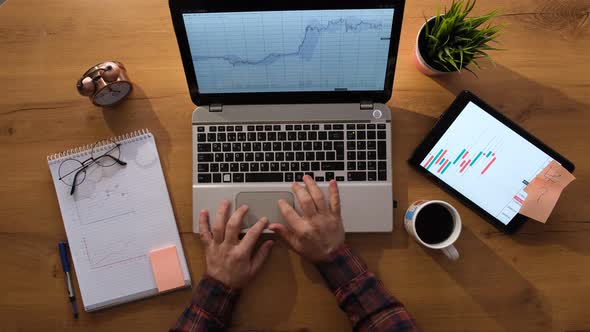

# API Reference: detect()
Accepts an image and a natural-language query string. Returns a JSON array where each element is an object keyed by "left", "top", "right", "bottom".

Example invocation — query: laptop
[{"left": 169, "top": 0, "right": 405, "bottom": 232}]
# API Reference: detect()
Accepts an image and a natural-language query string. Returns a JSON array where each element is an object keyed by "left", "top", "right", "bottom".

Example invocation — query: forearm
[
  {"left": 171, "top": 275, "right": 239, "bottom": 332},
  {"left": 317, "top": 245, "right": 418, "bottom": 332}
]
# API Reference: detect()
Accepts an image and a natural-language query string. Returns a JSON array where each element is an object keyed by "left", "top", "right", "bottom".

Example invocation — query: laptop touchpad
[{"left": 236, "top": 191, "right": 294, "bottom": 228}]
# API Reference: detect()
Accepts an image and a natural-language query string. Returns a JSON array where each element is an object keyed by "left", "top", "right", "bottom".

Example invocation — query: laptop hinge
[
  {"left": 360, "top": 101, "right": 374, "bottom": 110},
  {"left": 209, "top": 104, "right": 223, "bottom": 112}
]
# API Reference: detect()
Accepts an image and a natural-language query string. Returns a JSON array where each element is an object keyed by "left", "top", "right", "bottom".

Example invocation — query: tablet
[{"left": 409, "top": 91, "right": 575, "bottom": 233}]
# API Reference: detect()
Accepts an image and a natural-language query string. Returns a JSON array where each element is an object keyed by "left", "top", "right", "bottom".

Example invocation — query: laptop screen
[{"left": 182, "top": 9, "right": 395, "bottom": 94}]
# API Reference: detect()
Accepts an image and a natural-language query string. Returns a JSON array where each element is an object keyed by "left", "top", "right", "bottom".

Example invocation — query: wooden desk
[{"left": 1, "top": 0, "right": 589, "bottom": 331}]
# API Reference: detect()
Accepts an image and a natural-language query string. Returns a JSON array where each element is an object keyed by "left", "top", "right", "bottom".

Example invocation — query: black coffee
[{"left": 415, "top": 204, "right": 454, "bottom": 245}]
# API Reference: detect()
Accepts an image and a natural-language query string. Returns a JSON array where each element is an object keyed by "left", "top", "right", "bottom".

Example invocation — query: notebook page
[{"left": 48, "top": 132, "right": 190, "bottom": 311}]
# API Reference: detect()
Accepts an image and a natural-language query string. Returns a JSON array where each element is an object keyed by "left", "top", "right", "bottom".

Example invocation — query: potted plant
[{"left": 413, "top": 0, "right": 503, "bottom": 76}]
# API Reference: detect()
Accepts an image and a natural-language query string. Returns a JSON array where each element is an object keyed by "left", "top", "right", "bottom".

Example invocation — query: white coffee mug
[{"left": 404, "top": 200, "right": 461, "bottom": 260}]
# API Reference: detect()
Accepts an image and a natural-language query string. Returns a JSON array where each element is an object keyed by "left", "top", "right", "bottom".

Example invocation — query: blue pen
[{"left": 58, "top": 242, "right": 79, "bottom": 319}]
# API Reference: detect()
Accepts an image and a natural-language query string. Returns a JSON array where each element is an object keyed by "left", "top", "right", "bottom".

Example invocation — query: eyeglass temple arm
[
  {"left": 69, "top": 155, "right": 126, "bottom": 195},
  {"left": 70, "top": 169, "right": 83, "bottom": 195},
  {"left": 96, "top": 154, "right": 127, "bottom": 166}
]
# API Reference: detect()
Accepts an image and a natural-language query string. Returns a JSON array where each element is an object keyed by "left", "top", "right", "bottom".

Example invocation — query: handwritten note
[
  {"left": 539, "top": 160, "right": 576, "bottom": 188},
  {"left": 149, "top": 246, "right": 185, "bottom": 292},
  {"left": 520, "top": 160, "right": 575, "bottom": 223}
]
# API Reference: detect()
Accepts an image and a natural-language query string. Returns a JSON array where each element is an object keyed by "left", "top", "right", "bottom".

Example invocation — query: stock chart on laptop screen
[{"left": 182, "top": 9, "right": 394, "bottom": 93}]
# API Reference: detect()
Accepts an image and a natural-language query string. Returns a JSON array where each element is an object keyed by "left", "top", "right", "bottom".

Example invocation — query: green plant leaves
[{"left": 421, "top": 0, "right": 503, "bottom": 75}]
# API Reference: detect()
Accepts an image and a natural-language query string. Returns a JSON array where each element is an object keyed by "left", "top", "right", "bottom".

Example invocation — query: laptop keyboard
[{"left": 195, "top": 123, "right": 388, "bottom": 183}]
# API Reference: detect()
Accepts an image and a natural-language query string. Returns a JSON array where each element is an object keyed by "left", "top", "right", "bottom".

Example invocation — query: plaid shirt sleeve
[
  {"left": 317, "top": 245, "right": 418, "bottom": 332},
  {"left": 170, "top": 275, "right": 239, "bottom": 332}
]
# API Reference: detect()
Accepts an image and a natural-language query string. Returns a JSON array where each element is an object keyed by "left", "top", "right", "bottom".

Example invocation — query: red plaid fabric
[
  {"left": 172, "top": 246, "right": 417, "bottom": 332},
  {"left": 317, "top": 245, "right": 417, "bottom": 331},
  {"left": 171, "top": 275, "right": 239, "bottom": 332}
]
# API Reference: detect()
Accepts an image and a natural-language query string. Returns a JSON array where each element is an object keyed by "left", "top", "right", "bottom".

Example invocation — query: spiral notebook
[{"left": 47, "top": 129, "right": 191, "bottom": 312}]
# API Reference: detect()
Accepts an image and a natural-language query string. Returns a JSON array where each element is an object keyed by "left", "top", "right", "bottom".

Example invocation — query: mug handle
[{"left": 441, "top": 244, "right": 460, "bottom": 261}]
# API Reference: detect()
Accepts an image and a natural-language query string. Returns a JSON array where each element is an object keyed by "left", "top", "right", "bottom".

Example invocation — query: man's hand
[
  {"left": 199, "top": 200, "right": 274, "bottom": 289},
  {"left": 269, "top": 176, "right": 345, "bottom": 263}
]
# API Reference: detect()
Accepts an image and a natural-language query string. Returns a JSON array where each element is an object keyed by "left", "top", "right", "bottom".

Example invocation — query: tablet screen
[{"left": 420, "top": 102, "right": 553, "bottom": 225}]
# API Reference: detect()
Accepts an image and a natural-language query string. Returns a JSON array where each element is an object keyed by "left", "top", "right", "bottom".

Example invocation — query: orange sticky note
[
  {"left": 537, "top": 160, "right": 575, "bottom": 188},
  {"left": 520, "top": 177, "right": 562, "bottom": 223},
  {"left": 149, "top": 246, "right": 185, "bottom": 292},
  {"left": 520, "top": 161, "right": 575, "bottom": 223}
]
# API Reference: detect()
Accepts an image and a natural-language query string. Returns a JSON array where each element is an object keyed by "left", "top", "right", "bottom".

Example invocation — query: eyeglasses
[{"left": 58, "top": 139, "right": 127, "bottom": 195}]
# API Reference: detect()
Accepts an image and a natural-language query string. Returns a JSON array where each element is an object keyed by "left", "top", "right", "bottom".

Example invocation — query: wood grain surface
[{"left": 1, "top": 0, "right": 589, "bottom": 331}]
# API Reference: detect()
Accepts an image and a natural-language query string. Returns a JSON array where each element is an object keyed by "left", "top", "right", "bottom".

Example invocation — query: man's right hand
[{"left": 268, "top": 175, "right": 345, "bottom": 263}]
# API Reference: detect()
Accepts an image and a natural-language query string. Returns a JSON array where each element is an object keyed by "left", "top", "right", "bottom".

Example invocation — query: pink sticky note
[
  {"left": 520, "top": 161, "right": 576, "bottom": 223},
  {"left": 521, "top": 177, "right": 561, "bottom": 223},
  {"left": 538, "top": 160, "right": 575, "bottom": 188},
  {"left": 149, "top": 246, "right": 185, "bottom": 292}
]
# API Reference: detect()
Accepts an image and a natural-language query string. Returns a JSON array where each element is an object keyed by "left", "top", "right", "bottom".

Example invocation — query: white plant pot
[{"left": 413, "top": 16, "right": 453, "bottom": 76}]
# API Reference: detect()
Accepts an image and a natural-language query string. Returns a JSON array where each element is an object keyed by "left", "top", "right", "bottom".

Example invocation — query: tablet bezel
[{"left": 408, "top": 90, "right": 575, "bottom": 233}]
